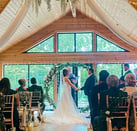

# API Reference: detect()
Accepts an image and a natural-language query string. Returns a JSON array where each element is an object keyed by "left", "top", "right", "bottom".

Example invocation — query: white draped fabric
[
  {"left": 0, "top": 0, "right": 29, "bottom": 49},
  {"left": 0, "top": 0, "right": 137, "bottom": 51},
  {"left": 87, "top": 0, "right": 137, "bottom": 47}
]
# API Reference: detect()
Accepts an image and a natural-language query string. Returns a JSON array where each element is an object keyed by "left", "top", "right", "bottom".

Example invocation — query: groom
[{"left": 81, "top": 68, "right": 96, "bottom": 125}]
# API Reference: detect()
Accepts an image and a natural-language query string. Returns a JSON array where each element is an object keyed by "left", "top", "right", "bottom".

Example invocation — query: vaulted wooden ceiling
[
  {"left": 0, "top": 0, "right": 137, "bottom": 53},
  {"left": 0, "top": 10, "right": 137, "bottom": 64}
]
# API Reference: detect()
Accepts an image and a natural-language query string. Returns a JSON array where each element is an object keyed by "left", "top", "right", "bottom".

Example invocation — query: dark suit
[
  {"left": 28, "top": 85, "right": 45, "bottom": 111},
  {"left": 81, "top": 74, "right": 96, "bottom": 124}
]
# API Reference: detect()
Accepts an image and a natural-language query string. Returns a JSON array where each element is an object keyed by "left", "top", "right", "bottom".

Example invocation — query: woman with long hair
[{"left": 0, "top": 78, "right": 22, "bottom": 131}]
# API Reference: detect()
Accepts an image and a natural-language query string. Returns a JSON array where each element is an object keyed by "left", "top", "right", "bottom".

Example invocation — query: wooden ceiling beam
[{"left": 0, "top": 52, "right": 137, "bottom": 64}]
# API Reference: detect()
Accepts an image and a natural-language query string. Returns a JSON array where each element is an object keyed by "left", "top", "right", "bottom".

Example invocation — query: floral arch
[{"left": 44, "top": 62, "right": 91, "bottom": 109}]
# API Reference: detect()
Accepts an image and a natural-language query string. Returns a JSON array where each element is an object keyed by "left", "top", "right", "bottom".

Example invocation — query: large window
[
  {"left": 58, "top": 32, "right": 93, "bottom": 53},
  {"left": 4, "top": 64, "right": 53, "bottom": 94},
  {"left": 96, "top": 63, "right": 122, "bottom": 80},
  {"left": 29, "top": 65, "right": 53, "bottom": 95},
  {"left": 26, "top": 36, "right": 54, "bottom": 53},
  {"left": 4, "top": 64, "right": 28, "bottom": 90},
  {"left": 96, "top": 35, "right": 127, "bottom": 52}
]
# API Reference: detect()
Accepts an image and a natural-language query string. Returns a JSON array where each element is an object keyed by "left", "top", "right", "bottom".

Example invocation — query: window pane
[
  {"left": 29, "top": 64, "right": 54, "bottom": 107},
  {"left": 76, "top": 33, "right": 93, "bottom": 52},
  {"left": 58, "top": 33, "right": 74, "bottom": 52},
  {"left": 4, "top": 64, "right": 28, "bottom": 90},
  {"left": 96, "top": 64, "right": 122, "bottom": 81},
  {"left": 97, "top": 35, "right": 126, "bottom": 52},
  {"left": 27, "top": 36, "right": 54, "bottom": 53},
  {"left": 124, "top": 63, "right": 137, "bottom": 76}
]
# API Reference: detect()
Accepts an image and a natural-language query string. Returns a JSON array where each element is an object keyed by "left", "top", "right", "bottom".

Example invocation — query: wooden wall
[{"left": 0, "top": 10, "right": 137, "bottom": 65}]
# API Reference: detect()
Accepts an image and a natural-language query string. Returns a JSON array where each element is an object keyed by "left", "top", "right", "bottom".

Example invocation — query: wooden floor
[{"left": 33, "top": 123, "right": 90, "bottom": 131}]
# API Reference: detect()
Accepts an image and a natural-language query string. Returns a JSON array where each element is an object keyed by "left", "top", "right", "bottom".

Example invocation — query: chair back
[
  {"left": 132, "top": 96, "right": 137, "bottom": 131},
  {"left": 31, "top": 91, "right": 41, "bottom": 108},
  {"left": 3, "top": 95, "right": 14, "bottom": 129},
  {"left": 18, "top": 91, "right": 32, "bottom": 128},
  {"left": 30, "top": 91, "right": 42, "bottom": 121},
  {"left": 106, "top": 95, "right": 130, "bottom": 131},
  {"left": 18, "top": 91, "right": 32, "bottom": 109}
]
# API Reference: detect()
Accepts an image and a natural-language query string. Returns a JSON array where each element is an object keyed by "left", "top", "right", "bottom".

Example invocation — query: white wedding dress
[{"left": 47, "top": 77, "right": 89, "bottom": 125}]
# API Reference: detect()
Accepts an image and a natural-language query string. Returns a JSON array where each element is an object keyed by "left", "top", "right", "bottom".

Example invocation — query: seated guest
[
  {"left": 93, "top": 75, "right": 127, "bottom": 131},
  {"left": 118, "top": 76, "right": 125, "bottom": 89},
  {"left": 0, "top": 78, "right": 23, "bottom": 131},
  {"left": 28, "top": 77, "right": 45, "bottom": 114},
  {"left": 16, "top": 78, "right": 27, "bottom": 92},
  {"left": 92, "top": 70, "right": 109, "bottom": 122},
  {"left": 122, "top": 73, "right": 137, "bottom": 95}
]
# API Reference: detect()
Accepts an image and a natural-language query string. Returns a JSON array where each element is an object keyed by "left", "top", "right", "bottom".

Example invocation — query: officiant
[{"left": 67, "top": 67, "right": 78, "bottom": 105}]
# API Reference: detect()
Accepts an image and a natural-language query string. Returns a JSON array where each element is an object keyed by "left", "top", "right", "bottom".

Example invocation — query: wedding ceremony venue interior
[{"left": 0, "top": 0, "right": 137, "bottom": 131}]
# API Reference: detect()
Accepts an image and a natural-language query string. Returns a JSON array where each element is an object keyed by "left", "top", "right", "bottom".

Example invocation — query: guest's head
[
  {"left": 107, "top": 75, "right": 119, "bottom": 89},
  {"left": 0, "top": 77, "right": 11, "bottom": 95},
  {"left": 124, "top": 63, "right": 130, "bottom": 71},
  {"left": 88, "top": 68, "right": 94, "bottom": 75},
  {"left": 67, "top": 67, "right": 71, "bottom": 74},
  {"left": 18, "top": 78, "right": 26, "bottom": 87},
  {"left": 63, "top": 69, "right": 68, "bottom": 77},
  {"left": 125, "top": 73, "right": 136, "bottom": 87},
  {"left": 99, "top": 70, "right": 109, "bottom": 82},
  {"left": 31, "top": 77, "right": 37, "bottom": 85}
]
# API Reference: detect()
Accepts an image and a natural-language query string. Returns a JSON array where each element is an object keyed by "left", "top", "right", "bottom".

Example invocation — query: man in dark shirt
[{"left": 28, "top": 77, "right": 45, "bottom": 113}]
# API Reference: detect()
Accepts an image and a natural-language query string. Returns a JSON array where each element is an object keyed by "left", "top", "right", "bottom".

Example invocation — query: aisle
[
  {"left": 33, "top": 111, "right": 91, "bottom": 131},
  {"left": 33, "top": 123, "right": 90, "bottom": 131}
]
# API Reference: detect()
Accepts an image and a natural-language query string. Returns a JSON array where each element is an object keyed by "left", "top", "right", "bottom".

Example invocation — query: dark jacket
[
  {"left": 81, "top": 74, "right": 96, "bottom": 96},
  {"left": 92, "top": 82, "right": 108, "bottom": 115},
  {"left": 100, "top": 88, "right": 128, "bottom": 112},
  {"left": 28, "top": 85, "right": 43, "bottom": 102}
]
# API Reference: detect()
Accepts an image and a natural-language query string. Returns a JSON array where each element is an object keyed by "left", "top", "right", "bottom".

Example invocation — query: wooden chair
[
  {"left": 106, "top": 95, "right": 130, "bottom": 131},
  {"left": 18, "top": 91, "right": 32, "bottom": 128},
  {"left": 30, "top": 91, "right": 42, "bottom": 121},
  {"left": 132, "top": 96, "right": 137, "bottom": 131},
  {"left": 18, "top": 91, "right": 32, "bottom": 109},
  {"left": 3, "top": 95, "right": 14, "bottom": 130}
]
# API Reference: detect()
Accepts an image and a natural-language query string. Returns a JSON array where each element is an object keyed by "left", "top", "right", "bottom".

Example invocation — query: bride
[{"left": 47, "top": 68, "right": 89, "bottom": 125}]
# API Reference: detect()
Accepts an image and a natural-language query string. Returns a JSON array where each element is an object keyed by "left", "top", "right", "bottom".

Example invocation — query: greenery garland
[{"left": 44, "top": 62, "right": 91, "bottom": 110}]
